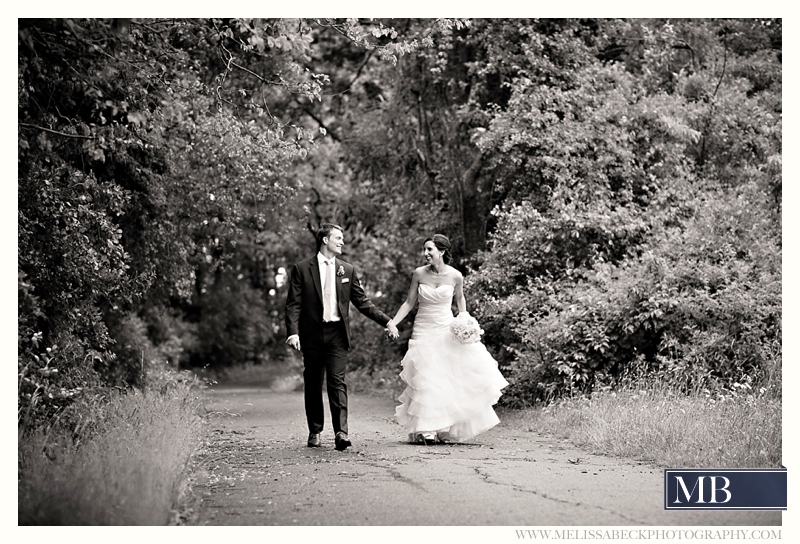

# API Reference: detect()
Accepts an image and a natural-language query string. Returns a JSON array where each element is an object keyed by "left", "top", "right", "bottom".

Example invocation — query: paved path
[{"left": 186, "top": 385, "right": 782, "bottom": 527}]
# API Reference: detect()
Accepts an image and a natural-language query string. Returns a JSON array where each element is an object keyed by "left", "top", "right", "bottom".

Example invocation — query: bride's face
[{"left": 423, "top": 241, "right": 442, "bottom": 264}]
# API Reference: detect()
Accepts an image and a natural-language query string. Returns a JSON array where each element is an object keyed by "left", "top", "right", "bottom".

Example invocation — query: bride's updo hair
[{"left": 425, "top": 234, "right": 452, "bottom": 264}]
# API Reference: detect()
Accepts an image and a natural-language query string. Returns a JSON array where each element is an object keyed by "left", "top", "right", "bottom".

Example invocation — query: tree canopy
[{"left": 18, "top": 18, "right": 781, "bottom": 424}]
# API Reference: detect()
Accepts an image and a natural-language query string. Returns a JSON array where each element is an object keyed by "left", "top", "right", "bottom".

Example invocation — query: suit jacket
[{"left": 285, "top": 255, "right": 390, "bottom": 352}]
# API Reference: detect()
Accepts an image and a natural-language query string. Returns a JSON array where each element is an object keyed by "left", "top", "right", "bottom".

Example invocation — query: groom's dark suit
[{"left": 285, "top": 255, "right": 390, "bottom": 438}]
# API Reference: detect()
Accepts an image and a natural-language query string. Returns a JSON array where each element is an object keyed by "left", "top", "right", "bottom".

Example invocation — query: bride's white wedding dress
[{"left": 395, "top": 283, "right": 509, "bottom": 442}]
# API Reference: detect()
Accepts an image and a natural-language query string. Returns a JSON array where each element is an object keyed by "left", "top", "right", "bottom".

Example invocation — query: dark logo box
[{"left": 664, "top": 468, "right": 787, "bottom": 510}]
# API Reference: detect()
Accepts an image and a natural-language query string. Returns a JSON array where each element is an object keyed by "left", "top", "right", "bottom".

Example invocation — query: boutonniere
[{"left": 337, "top": 265, "right": 345, "bottom": 277}]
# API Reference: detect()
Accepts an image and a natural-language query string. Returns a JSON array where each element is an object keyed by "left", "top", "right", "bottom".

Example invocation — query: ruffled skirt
[{"left": 395, "top": 330, "right": 508, "bottom": 442}]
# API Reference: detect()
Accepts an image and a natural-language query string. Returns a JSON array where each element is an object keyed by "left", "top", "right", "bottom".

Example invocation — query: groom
[{"left": 285, "top": 223, "right": 397, "bottom": 450}]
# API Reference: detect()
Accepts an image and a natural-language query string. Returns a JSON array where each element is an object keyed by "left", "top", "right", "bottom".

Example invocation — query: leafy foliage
[
  {"left": 465, "top": 19, "right": 781, "bottom": 405},
  {"left": 18, "top": 18, "right": 316, "bottom": 423},
  {"left": 18, "top": 18, "right": 781, "bottom": 428}
]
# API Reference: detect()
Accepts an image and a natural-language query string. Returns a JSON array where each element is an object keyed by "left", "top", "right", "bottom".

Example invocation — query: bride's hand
[{"left": 386, "top": 322, "right": 399, "bottom": 340}]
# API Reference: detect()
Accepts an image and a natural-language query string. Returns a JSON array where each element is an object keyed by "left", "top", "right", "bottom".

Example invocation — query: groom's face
[{"left": 323, "top": 228, "right": 344, "bottom": 255}]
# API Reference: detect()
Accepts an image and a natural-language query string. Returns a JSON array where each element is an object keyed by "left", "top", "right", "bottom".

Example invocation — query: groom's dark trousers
[
  {"left": 303, "top": 321, "right": 350, "bottom": 434},
  {"left": 285, "top": 255, "right": 390, "bottom": 436}
]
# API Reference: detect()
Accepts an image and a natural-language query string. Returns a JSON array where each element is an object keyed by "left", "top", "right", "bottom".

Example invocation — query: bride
[{"left": 385, "top": 234, "right": 508, "bottom": 444}]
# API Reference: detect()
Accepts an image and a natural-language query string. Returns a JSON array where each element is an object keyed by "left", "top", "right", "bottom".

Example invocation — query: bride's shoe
[
  {"left": 435, "top": 432, "right": 451, "bottom": 444},
  {"left": 413, "top": 432, "right": 435, "bottom": 445}
]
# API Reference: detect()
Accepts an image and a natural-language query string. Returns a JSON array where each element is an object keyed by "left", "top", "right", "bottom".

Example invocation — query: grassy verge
[
  {"left": 18, "top": 374, "right": 205, "bottom": 525},
  {"left": 504, "top": 380, "right": 781, "bottom": 468}
]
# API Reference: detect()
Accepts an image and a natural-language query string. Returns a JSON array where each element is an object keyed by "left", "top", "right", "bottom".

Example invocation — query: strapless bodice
[
  {"left": 417, "top": 283, "right": 454, "bottom": 304},
  {"left": 413, "top": 284, "right": 455, "bottom": 339}
]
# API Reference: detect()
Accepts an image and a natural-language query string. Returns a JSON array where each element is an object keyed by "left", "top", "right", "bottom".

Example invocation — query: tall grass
[
  {"left": 18, "top": 375, "right": 205, "bottom": 525},
  {"left": 512, "top": 379, "right": 781, "bottom": 468}
]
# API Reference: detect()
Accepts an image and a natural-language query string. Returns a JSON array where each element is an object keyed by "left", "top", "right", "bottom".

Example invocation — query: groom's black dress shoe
[
  {"left": 334, "top": 432, "right": 351, "bottom": 451},
  {"left": 307, "top": 433, "right": 321, "bottom": 447}
]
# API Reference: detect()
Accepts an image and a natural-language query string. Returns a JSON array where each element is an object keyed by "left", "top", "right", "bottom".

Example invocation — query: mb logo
[
  {"left": 673, "top": 475, "right": 731, "bottom": 504},
  {"left": 664, "top": 468, "right": 786, "bottom": 510}
]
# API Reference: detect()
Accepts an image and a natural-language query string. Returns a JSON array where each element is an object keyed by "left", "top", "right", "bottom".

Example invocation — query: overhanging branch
[{"left": 18, "top": 123, "right": 97, "bottom": 140}]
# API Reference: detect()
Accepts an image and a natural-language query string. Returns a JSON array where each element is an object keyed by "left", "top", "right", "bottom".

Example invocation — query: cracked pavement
[{"left": 186, "top": 385, "right": 782, "bottom": 527}]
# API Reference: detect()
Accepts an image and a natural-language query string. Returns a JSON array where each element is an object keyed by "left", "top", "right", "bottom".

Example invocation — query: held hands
[{"left": 385, "top": 321, "right": 400, "bottom": 341}]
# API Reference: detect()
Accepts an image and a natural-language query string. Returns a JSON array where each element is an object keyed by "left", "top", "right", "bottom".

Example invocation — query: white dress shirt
[{"left": 317, "top": 252, "right": 341, "bottom": 322}]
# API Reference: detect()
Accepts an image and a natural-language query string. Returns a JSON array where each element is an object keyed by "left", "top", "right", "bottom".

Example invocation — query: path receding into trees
[{"left": 186, "top": 384, "right": 781, "bottom": 527}]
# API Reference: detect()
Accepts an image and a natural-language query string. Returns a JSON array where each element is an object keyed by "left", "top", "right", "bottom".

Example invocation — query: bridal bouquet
[{"left": 450, "top": 312, "right": 484, "bottom": 344}]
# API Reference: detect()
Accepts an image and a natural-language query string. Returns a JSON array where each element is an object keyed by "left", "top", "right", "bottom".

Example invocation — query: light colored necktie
[{"left": 323, "top": 259, "right": 335, "bottom": 321}]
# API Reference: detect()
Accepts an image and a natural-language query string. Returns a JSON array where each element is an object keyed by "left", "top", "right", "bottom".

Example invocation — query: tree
[
  {"left": 465, "top": 19, "right": 781, "bottom": 404},
  {"left": 18, "top": 18, "right": 317, "bottom": 422},
  {"left": 17, "top": 18, "right": 458, "bottom": 422},
  {"left": 18, "top": 18, "right": 781, "bottom": 423}
]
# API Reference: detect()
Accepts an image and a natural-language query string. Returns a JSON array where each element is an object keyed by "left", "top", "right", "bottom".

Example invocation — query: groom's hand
[{"left": 286, "top": 336, "right": 301, "bottom": 350}]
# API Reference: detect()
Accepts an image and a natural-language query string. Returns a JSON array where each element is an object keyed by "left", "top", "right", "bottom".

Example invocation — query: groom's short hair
[{"left": 316, "top": 223, "right": 343, "bottom": 251}]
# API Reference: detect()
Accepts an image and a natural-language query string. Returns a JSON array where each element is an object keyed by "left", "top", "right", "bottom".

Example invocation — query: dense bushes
[
  {"left": 465, "top": 20, "right": 780, "bottom": 404},
  {"left": 265, "top": 19, "right": 782, "bottom": 408},
  {"left": 469, "top": 183, "right": 780, "bottom": 405}
]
